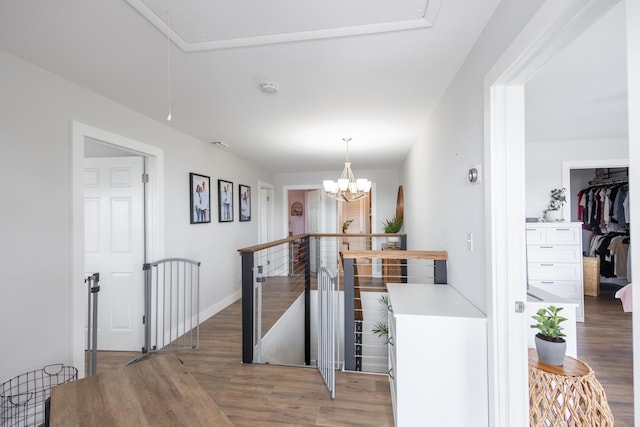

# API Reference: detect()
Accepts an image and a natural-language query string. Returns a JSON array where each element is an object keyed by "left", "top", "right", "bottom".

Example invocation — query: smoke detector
[{"left": 260, "top": 82, "right": 279, "bottom": 94}]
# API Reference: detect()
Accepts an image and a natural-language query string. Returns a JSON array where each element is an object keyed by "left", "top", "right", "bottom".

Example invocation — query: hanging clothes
[
  {"left": 577, "top": 183, "right": 629, "bottom": 233},
  {"left": 587, "top": 232, "right": 630, "bottom": 279}
]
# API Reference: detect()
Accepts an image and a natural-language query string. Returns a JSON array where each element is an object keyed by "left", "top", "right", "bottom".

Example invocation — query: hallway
[
  {"left": 95, "top": 299, "right": 394, "bottom": 426},
  {"left": 92, "top": 281, "right": 633, "bottom": 425}
]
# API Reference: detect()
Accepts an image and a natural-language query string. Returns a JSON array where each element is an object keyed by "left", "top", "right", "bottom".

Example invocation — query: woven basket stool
[{"left": 528, "top": 349, "right": 614, "bottom": 426}]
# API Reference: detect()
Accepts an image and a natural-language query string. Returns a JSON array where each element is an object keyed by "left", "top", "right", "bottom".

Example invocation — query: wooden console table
[
  {"left": 528, "top": 349, "right": 613, "bottom": 426},
  {"left": 49, "top": 354, "right": 232, "bottom": 426}
]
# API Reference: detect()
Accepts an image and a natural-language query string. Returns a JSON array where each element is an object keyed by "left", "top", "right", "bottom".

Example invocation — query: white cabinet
[
  {"left": 526, "top": 222, "right": 585, "bottom": 321},
  {"left": 386, "top": 284, "right": 487, "bottom": 427}
]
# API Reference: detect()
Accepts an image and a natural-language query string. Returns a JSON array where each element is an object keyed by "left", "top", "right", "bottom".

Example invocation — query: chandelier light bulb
[{"left": 323, "top": 138, "right": 371, "bottom": 203}]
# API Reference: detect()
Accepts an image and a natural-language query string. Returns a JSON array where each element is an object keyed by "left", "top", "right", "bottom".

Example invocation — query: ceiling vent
[{"left": 260, "top": 82, "right": 279, "bottom": 95}]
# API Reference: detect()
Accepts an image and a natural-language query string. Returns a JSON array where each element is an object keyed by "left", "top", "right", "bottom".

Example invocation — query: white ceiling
[
  {"left": 525, "top": 2, "right": 627, "bottom": 143},
  {"left": 0, "top": 1, "right": 628, "bottom": 171}
]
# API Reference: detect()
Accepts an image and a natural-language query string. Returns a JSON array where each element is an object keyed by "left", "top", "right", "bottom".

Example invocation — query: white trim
[
  {"left": 71, "top": 121, "right": 165, "bottom": 377},
  {"left": 626, "top": 1, "right": 640, "bottom": 421},
  {"left": 125, "top": 0, "right": 442, "bottom": 51},
  {"left": 561, "top": 159, "right": 629, "bottom": 221},
  {"left": 200, "top": 290, "right": 242, "bottom": 323},
  {"left": 484, "top": 1, "right": 620, "bottom": 424},
  {"left": 258, "top": 181, "right": 275, "bottom": 244},
  {"left": 282, "top": 184, "right": 326, "bottom": 236}
]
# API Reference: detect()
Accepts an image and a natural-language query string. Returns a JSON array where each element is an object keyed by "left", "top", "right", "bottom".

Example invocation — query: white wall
[
  {"left": 525, "top": 138, "right": 628, "bottom": 219},
  {"left": 0, "top": 50, "right": 272, "bottom": 381},
  {"left": 403, "top": 1, "right": 546, "bottom": 312}
]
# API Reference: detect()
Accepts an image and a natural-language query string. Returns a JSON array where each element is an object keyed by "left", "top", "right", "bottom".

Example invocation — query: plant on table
[
  {"left": 530, "top": 305, "right": 567, "bottom": 365},
  {"left": 382, "top": 215, "right": 403, "bottom": 233},
  {"left": 543, "top": 188, "right": 566, "bottom": 221}
]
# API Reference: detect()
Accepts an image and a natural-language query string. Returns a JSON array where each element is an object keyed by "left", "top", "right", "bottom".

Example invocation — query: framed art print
[
  {"left": 239, "top": 184, "right": 251, "bottom": 221},
  {"left": 190, "top": 173, "right": 211, "bottom": 224},
  {"left": 218, "top": 179, "right": 234, "bottom": 222}
]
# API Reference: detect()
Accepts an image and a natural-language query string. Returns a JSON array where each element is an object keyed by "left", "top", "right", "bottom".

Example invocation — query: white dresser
[
  {"left": 526, "top": 222, "right": 585, "bottom": 321},
  {"left": 386, "top": 283, "right": 487, "bottom": 427}
]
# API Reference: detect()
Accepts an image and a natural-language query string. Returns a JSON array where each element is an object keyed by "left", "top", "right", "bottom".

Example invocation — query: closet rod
[{"left": 587, "top": 177, "right": 629, "bottom": 186}]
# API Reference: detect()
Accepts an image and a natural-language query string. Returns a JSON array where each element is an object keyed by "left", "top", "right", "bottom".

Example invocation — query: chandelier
[{"left": 323, "top": 138, "right": 372, "bottom": 202}]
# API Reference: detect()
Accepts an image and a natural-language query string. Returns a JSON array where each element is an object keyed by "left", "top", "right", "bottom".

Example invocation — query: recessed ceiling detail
[{"left": 126, "top": 0, "right": 442, "bottom": 51}]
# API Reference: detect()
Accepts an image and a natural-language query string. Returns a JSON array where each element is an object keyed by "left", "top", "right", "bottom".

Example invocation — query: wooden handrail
[
  {"left": 341, "top": 250, "right": 447, "bottom": 260},
  {"left": 237, "top": 234, "right": 307, "bottom": 254},
  {"left": 237, "top": 233, "right": 408, "bottom": 254}
]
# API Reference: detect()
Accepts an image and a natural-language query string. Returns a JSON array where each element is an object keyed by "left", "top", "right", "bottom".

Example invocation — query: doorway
[
  {"left": 72, "top": 122, "right": 164, "bottom": 377},
  {"left": 338, "top": 194, "right": 372, "bottom": 275},
  {"left": 84, "top": 154, "right": 144, "bottom": 351},
  {"left": 485, "top": 2, "right": 626, "bottom": 424},
  {"left": 285, "top": 187, "right": 323, "bottom": 273}
]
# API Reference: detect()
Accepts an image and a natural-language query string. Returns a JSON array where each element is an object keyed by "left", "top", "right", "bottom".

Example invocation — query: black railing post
[
  {"left": 304, "top": 235, "right": 311, "bottom": 365},
  {"left": 400, "top": 235, "right": 408, "bottom": 283},
  {"left": 435, "top": 260, "right": 448, "bottom": 284},
  {"left": 343, "top": 257, "right": 356, "bottom": 371},
  {"left": 241, "top": 251, "right": 254, "bottom": 363}
]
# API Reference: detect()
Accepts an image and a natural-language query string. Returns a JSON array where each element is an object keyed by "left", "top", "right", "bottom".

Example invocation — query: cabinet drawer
[
  {"left": 528, "top": 263, "right": 581, "bottom": 280},
  {"left": 529, "top": 280, "right": 581, "bottom": 298},
  {"left": 546, "top": 227, "right": 580, "bottom": 245},
  {"left": 526, "top": 228, "right": 546, "bottom": 245},
  {"left": 526, "top": 225, "right": 580, "bottom": 245},
  {"left": 527, "top": 246, "right": 581, "bottom": 263}
]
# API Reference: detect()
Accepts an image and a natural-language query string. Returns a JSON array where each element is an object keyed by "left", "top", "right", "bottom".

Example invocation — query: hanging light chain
[{"left": 166, "top": 11, "right": 172, "bottom": 121}]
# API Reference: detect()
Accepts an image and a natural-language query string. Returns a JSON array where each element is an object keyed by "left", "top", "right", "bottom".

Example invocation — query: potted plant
[
  {"left": 543, "top": 188, "right": 566, "bottom": 222},
  {"left": 530, "top": 305, "right": 567, "bottom": 365},
  {"left": 342, "top": 219, "right": 354, "bottom": 234},
  {"left": 382, "top": 215, "right": 403, "bottom": 244},
  {"left": 372, "top": 294, "right": 390, "bottom": 343}
]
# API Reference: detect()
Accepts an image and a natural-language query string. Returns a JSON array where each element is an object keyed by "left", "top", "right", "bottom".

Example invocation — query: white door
[{"left": 84, "top": 156, "right": 144, "bottom": 351}]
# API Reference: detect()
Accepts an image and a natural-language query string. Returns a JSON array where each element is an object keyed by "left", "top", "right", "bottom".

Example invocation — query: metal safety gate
[
  {"left": 129, "top": 258, "right": 200, "bottom": 364},
  {"left": 317, "top": 267, "right": 336, "bottom": 398}
]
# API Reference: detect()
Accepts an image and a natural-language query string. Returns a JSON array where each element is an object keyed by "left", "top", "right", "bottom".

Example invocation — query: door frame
[
  {"left": 561, "top": 159, "right": 629, "bottom": 221},
  {"left": 282, "top": 185, "right": 326, "bottom": 236},
  {"left": 484, "top": 1, "right": 621, "bottom": 424},
  {"left": 72, "top": 121, "right": 164, "bottom": 377},
  {"left": 258, "top": 181, "right": 275, "bottom": 244}
]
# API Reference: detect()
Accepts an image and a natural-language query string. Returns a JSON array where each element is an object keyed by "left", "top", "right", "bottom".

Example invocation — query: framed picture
[
  {"left": 290, "top": 202, "right": 303, "bottom": 216},
  {"left": 218, "top": 179, "right": 234, "bottom": 222},
  {"left": 239, "top": 184, "right": 251, "bottom": 221},
  {"left": 190, "top": 173, "right": 211, "bottom": 224}
]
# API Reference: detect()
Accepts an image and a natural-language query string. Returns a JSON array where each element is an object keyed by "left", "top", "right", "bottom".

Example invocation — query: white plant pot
[
  {"left": 387, "top": 234, "right": 400, "bottom": 244},
  {"left": 544, "top": 209, "right": 563, "bottom": 222}
]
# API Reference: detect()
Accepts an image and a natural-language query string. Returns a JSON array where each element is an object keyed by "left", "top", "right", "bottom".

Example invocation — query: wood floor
[
  {"left": 94, "top": 299, "right": 394, "bottom": 426},
  {"left": 93, "top": 282, "right": 633, "bottom": 426},
  {"left": 578, "top": 283, "right": 633, "bottom": 426}
]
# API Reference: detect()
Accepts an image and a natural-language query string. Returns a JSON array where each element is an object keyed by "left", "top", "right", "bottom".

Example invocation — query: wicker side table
[{"left": 528, "top": 349, "right": 614, "bottom": 426}]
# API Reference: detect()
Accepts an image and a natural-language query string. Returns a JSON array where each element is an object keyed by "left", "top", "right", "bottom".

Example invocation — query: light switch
[{"left": 467, "top": 232, "right": 473, "bottom": 252}]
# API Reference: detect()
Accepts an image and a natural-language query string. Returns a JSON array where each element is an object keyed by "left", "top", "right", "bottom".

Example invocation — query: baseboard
[{"left": 200, "top": 290, "right": 242, "bottom": 323}]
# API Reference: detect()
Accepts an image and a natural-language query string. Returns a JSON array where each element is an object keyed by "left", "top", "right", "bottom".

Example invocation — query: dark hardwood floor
[
  {"left": 578, "top": 283, "right": 634, "bottom": 426},
  {"left": 92, "top": 281, "right": 634, "bottom": 426}
]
